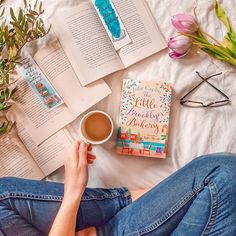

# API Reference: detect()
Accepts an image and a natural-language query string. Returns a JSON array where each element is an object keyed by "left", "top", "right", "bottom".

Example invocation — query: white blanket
[{"left": 8, "top": 0, "right": 236, "bottom": 189}]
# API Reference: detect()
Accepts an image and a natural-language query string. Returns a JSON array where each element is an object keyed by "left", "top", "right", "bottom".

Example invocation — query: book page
[
  {"left": 15, "top": 76, "right": 75, "bottom": 145},
  {"left": 33, "top": 40, "right": 111, "bottom": 116},
  {"left": 0, "top": 129, "right": 44, "bottom": 179},
  {"left": 52, "top": 2, "right": 124, "bottom": 86},
  {"left": 16, "top": 123, "right": 73, "bottom": 177},
  {"left": 115, "top": 0, "right": 166, "bottom": 67}
]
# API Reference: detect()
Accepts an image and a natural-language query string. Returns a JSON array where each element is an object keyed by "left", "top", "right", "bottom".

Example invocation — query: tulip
[
  {"left": 168, "top": 2, "right": 236, "bottom": 66},
  {"left": 172, "top": 13, "right": 198, "bottom": 33},
  {"left": 168, "top": 35, "right": 192, "bottom": 59}
]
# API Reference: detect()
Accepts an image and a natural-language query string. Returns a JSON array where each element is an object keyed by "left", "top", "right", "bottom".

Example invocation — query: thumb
[{"left": 78, "top": 141, "right": 88, "bottom": 166}]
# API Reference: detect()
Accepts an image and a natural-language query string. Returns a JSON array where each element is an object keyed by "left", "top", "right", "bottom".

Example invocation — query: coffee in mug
[{"left": 79, "top": 111, "right": 113, "bottom": 145}]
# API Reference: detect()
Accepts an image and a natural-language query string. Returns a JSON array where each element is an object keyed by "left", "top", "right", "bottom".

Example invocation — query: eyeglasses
[{"left": 180, "top": 72, "right": 231, "bottom": 108}]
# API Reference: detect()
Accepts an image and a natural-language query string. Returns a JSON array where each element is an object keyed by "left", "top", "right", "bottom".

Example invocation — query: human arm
[{"left": 49, "top": 141, "right": 96, "bottom": 236}]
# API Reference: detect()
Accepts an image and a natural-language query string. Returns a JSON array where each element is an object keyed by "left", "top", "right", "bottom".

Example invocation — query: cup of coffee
[{"left": 79, "top": 110, "right": 114, "bottom": 145}]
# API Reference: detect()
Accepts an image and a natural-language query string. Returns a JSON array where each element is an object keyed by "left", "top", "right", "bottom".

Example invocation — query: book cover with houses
[{"left": 116, "top": 79, "right": 172, "bottom": 158}]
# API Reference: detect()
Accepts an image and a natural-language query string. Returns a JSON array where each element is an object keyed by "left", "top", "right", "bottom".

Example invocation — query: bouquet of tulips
[{"left": 168, "top": 0, "right": 236, "bottom": 66}]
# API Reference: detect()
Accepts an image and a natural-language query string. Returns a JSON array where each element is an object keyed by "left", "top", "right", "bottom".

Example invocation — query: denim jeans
[{"left": 0, "top": 153, "right": 236, "bottom": 236}]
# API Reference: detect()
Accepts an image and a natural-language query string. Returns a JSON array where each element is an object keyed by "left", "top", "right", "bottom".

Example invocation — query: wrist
[{"left": 63, "top": 190, "right": 84, "bottom": 205}]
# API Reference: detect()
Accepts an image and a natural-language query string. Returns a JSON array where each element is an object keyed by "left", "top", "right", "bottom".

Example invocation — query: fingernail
[
  {"left": 80, "top": 141, "right": 87, "bottom": 149},
  {"left": 83, "top": 140, "right": 89, "bottom": 145}
]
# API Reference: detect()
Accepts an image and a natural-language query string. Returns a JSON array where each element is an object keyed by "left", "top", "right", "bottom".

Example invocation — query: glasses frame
[{"left": 180, "top": 72, "right": 231, "bottom": 108}]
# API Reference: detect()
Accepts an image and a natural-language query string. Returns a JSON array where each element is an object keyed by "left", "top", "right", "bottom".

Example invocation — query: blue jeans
[{"left": 0, "top": 153, "right": 236, "bottom": 236}]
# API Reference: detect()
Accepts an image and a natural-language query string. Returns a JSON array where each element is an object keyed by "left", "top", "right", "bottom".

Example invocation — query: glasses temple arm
[
  {"left": 180, "top": 72, "right": 221, "bottom": 101},
  {"left": 196, "top": 72, "right": 230, "bottom": 100}
]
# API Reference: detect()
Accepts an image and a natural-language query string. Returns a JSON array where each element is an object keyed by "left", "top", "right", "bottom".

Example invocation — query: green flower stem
[
  {"left": 195, "top": 41, "right": 236, "bottom": 64},
  {"left": 180, "top": 31, "right": 236, "bottom": 66},
  {"left": 200, "top": 31, "right": 223, "bottom": 47},
  {"left": 180, "top": 32, "right": 208, "bottom": 44}
]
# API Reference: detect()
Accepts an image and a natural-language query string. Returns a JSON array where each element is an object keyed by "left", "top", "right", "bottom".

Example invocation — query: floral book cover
[{"left": 116, "top": 80, "right": 172, "bottom": 158}]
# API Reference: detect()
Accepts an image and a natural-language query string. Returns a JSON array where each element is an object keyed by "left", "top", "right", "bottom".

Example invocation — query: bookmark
[
  {"left": 91, "top": 0, "right": 132, "bottom": 51},
  {"left": 18, "top": 54, "right": 64, "bottom": 111}
]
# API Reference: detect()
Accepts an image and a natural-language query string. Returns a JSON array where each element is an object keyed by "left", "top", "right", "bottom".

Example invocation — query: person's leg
[
  {"left": 78, "top": 189, "right": 149, "bottom": 236},
  {"left": 97, "top": 153, "right": 236, "bottom": 236},
  {"left": 0, "top": 177, "right": 131, "bottom": 236}
]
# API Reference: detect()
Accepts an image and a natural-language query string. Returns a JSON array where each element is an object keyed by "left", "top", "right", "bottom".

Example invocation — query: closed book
[{"left": 116, "top": 79, "right": 172, "bottom": 158}]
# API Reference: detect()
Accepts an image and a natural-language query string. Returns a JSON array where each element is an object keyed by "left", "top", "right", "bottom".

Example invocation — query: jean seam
[
  {"left": 125, "top": 183, "right": 206, "bottom": 236},
  {"left": 123, "top": 189, "right": 132, "bottom": 207},
  {"left": 201, "top": 180, "right": 218, "bottom": 236},
  {"left": 0, "top": 188, "right": 131, "bottom": 202},
  {"left": 0, "top": 192, "right": 63, "bottom": 202},
  {"left": 81, "top": 188, "right": 131, "bottom": 201},
  {"left": 125, "top": 194, "right": 132, "bottom": 206}
]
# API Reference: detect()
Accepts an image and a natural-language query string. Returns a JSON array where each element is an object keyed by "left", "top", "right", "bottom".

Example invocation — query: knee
[
  {"left": 192, "top": 152, "right": 236, "bottom": 166},
  {"left": 192, "top": 153, "right": 236, "bottom": 180}
]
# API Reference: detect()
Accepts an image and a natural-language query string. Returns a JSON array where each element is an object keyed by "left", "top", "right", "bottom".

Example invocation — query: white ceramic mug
[{"left": 79, "top": 110, "right": 114, "bottom": 145}]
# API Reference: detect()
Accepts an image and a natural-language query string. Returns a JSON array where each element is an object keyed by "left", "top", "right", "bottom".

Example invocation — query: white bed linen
[{"left": 7, "top": 0, "right": 236, "bottom": 189}]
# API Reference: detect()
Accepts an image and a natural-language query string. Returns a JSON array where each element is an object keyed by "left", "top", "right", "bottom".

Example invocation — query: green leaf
[
  {"left": 201, "top": 47, "right": 229, "bottom": 61},
  {"left": 10, "top": 86, "right": 17, "bottom": 97},
  {"left": 24, "top": 20, "right": 29, "bottom": 32},
  {"left": 18, "top": 8, "right": 23, "bottom": 22},
  {"left": 222, "top": 33, "right": 236, "bottom": 56},
  {"left": 23, "top": 0, "right": 27, "bottom": 8},
  {"left": 215, "top": 0, "right": 234, "bottom": 34},
  {"left": 26, "top": 13, "right": 35, "bottom": 20},
  {"left": 34, "top": 0, "right": 38, "bottom": 10},
  {"left": 0, "top": 7, "right": 5, "bottom": 18},
  {"left": 5, "top": 87, "right": 9, "bottom": 99},
  {"left": 10, "top": 7, "right": 17, "bottom": 22},
  {"left": 20, "top": 15, "right": 26, "bottom": 28},
  {"left": 0, "top": 122, "right": 7, "bottom": 133},
  {"left": 29, "top": 10, "right": 38, "bottom": 16},
  {"left": 0, "top": 121, "right": 14, "bottom": 135},
  {"left": 47, "top": 24, "right": 52, "bottom": 34},
  {"left": 227, "top": 32, "right": 236, "bottom": 46},
  {"left": 26, "top": 17, "right": 34, "bottom": 24},
  {"left": 0, "top": 58, "right": 4, "bottom": 69},
  {"left": 1, "top": 104, "right": 11, "bottom": 110},
  {"left": 38, "top": 26, "right": 46, "bottom": 34},
  {"left": 39, "top": 2, "right": 42, "bottom": 13}
]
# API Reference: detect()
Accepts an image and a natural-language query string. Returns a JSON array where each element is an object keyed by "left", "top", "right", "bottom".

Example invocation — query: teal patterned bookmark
[
  {"left": 92, "top": 0, "right": 131, "bottom": 50},
  {"left": 95, "top": 0, "right": 121, "bottom": 39}
]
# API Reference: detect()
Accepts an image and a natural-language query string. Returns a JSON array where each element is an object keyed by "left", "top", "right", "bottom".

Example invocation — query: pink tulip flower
[
  {"left": 168, "top": 35, "right": 192, "bottom": 59},
  {"left": 172, "top": 13, "right": 198, "bottom": 33}
]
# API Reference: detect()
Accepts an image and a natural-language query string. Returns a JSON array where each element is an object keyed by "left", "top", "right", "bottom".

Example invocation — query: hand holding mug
[{"left": 64, "top": 141, "right": 96, "bottom": 203}]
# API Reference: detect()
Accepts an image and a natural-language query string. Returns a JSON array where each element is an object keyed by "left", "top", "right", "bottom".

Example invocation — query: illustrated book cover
[{"left": 116, "top": 80, "right": 172, "bottom": 158}]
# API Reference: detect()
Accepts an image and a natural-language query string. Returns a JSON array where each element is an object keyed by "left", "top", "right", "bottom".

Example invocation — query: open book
[
  {"left": 15, "top": 40, "right": 111, "bottom": 145},
  {"left": 52, "top": 0, "right": 166, "bottom": 86},
  {"left": 0, "top": 121, "right": 74, "bottom": 180}
]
